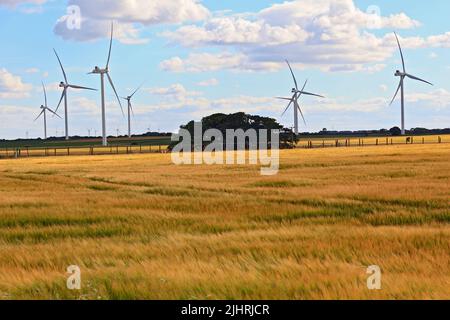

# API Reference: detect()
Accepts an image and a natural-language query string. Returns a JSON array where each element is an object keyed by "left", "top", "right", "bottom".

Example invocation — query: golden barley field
[{"left": 0, "top": 143, "right": 449, "bottom": 300}]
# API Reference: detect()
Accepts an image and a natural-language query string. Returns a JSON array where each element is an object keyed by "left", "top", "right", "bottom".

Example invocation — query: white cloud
[
  {"left": 25, "top": 67, "right": 40, "bottom": 74},
  {"left": 54, "top": 0, "right": 210, "bottom": 44},
  {"left": 54, "top": 18, "right": 149, "bottom": 45},
  {"left": 162, "top": 16, "right": 310, "bottom": 47},
  {"left": 427, "top": 32, "right": 450, "bottom": 48},
  {"left": 70, "top": 96, "right": 100, "bottom": 115},
  {"left": 147, "top": 84, "right": 202, "bottom": 102},
  {"left": 0, "top": 0, "right": 47, "bottom": 8},
  {"left": 162, "top": 0, "right": 450, "bottom": 73},
  {"left": 196, "top": 78, "right": 219, "bottom": 87},
  {"left": 160, "top": 52, "right": 281, "bottom": 73},
  {"left": 143, "top": 81, "right": 450, "bottom": 122},
  {"left": 0, "top": 68, "right": 33, "bottom": 99},
  {"left": 0, "top": 0, "right": 48, "bottom": 14},
  {"left": 405, "top": 89, "right": 450, "bottom": 110}
]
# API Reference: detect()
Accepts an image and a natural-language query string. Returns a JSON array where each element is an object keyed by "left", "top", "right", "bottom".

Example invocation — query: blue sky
[{"left": 0, "top": 0, "right": 449, "bottom": 139}]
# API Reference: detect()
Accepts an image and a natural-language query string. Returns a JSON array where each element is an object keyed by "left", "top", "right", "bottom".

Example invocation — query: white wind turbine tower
[
  {"left": 54, "top": 49, "right": 97, "bottom": 141},
  {"left": 390, "top": 32, "right": 433, "bottom": 135},
  {"left": 122, "top": 83, "right": 144, "bottom": 138},
  {"left": 277, "top": 60, "right": 324, "bottom": 135},
  {"left": 89, "top": 22, "right": 123, "bottom": 146},
  {"left": 35, "top": 82, "right": 61, "bottom": 139}
]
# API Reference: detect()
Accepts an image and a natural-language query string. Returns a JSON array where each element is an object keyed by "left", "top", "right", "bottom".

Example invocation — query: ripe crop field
[
  {"left": 296, "top": 134, "right": 450, "bottom": 148},
  {"left": 0, "top": 144, "right": 449, "bottom": 299}
]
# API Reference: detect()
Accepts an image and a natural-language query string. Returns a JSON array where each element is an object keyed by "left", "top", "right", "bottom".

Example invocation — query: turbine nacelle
[
  {"left": 91, "top": 66, "right": 107, "bottom": 74},
  {"left": 59, "top": 81, "right": 66, "bottom": 88},
  {"left": 291, "top": 88, "right": 297, "bottom": 93},
  {"left": 395, "top": 70, "right": 405, "bottom": 77}
]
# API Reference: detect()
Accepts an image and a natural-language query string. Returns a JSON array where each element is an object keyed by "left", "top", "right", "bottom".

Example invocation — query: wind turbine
[
  {"left": 121, "top": 83, "right": 144, "bottom": 138},
  {"left": 35, "top": 82, "right": 61, "bottom": 140},
  {"left": 54, "top": 49, "right": 96, "bottom": 141},
  {"left": 277, "top": 60, "right": 324, "bottom": 135},
  {"left": 89, "top": 22, "right": 123, "bottom": 146},
  {"left": 390, "top": 32, "right": 433, "bottom": 135}
]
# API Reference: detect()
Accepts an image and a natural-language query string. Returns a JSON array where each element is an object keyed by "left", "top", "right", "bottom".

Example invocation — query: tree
[
  {"left": 170, "top": 112, "right": 295, "bottom": 150},
  {"left": 389, "top": 126, "right": 402, "bottom": 136}
]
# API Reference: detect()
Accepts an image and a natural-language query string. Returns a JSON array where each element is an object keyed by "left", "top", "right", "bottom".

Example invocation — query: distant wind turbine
[
  {"left": 89, "top": 22, "right": 123, "bottom": 146},
  {"left": 35, "top": 82, "right": 61, "bottom": 139},
  {"left": 390, "top": 32, "right": 433, "bottom": 135},
  {"left": 277, "top": 60, "right": 324, "bottom": 135},
  {"left": 122, "top": 82, "right": 144, "bottom": 138},
  {"left": 54, "top": 49, "right": 96, "bottom": 141}
]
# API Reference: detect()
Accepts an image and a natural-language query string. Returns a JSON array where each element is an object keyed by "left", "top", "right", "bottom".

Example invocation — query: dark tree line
[{"left": 171, "top": 112, "right": 297, "bottom": 150}]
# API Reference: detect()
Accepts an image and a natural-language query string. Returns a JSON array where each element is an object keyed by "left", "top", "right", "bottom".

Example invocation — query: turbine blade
[
  {"left": 42, "top": 82, "right": 48, "bottom": 108},
  {"left": 130, "top": 81, "right": 145, "bottom": 98},
  {"left": 47, "top": 108, "right": 61, "bottom": 119},
  {"left": 300, "top": 79, "right": 308, "bottom": 92},
  {"left": 394, "top": 32, "right": 406, "bottom": 73},
  {"left": 106, "top": 22, "right": 113, "bottom": 69},
  {"left": 281, "top": 93, "right": 297, "bottom": 116},
  {"left": 47, "top": 108, "right": 62, "bottom": 119},
  {"left": 129, "top": 101, "right": 135, "bottom": 117},
  {"left": 295, "top": 101, "right": 307, "bottom": 126},
  {"left": 286, "top": 60, "right": 298, "bottom": 90},
  {"left": 106, "top": 73, "right": 124, "bottom": 116},
  {"left": 53, "top": 48, "right": 68, "bottom": 83},
  {"left": 299, "top": 91, "right": 325, "bottom": 98},
  {"left": 55, "top": 87, "right": 67, "bottom": 114},
  {"left": 406, "top": 73, "right": 433, "bottom": 86},
  {"left": 34, "top": 109, "right": 44, "bottom": 122},
  {"left": 276, "top": 97, "right": 294, "bottom": 101},
  {"left": 69, "top": 84, "right": 97, "bottom": 91},
  {"left": 389, "top": 78, "right": 403, "bottom": 106}
]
